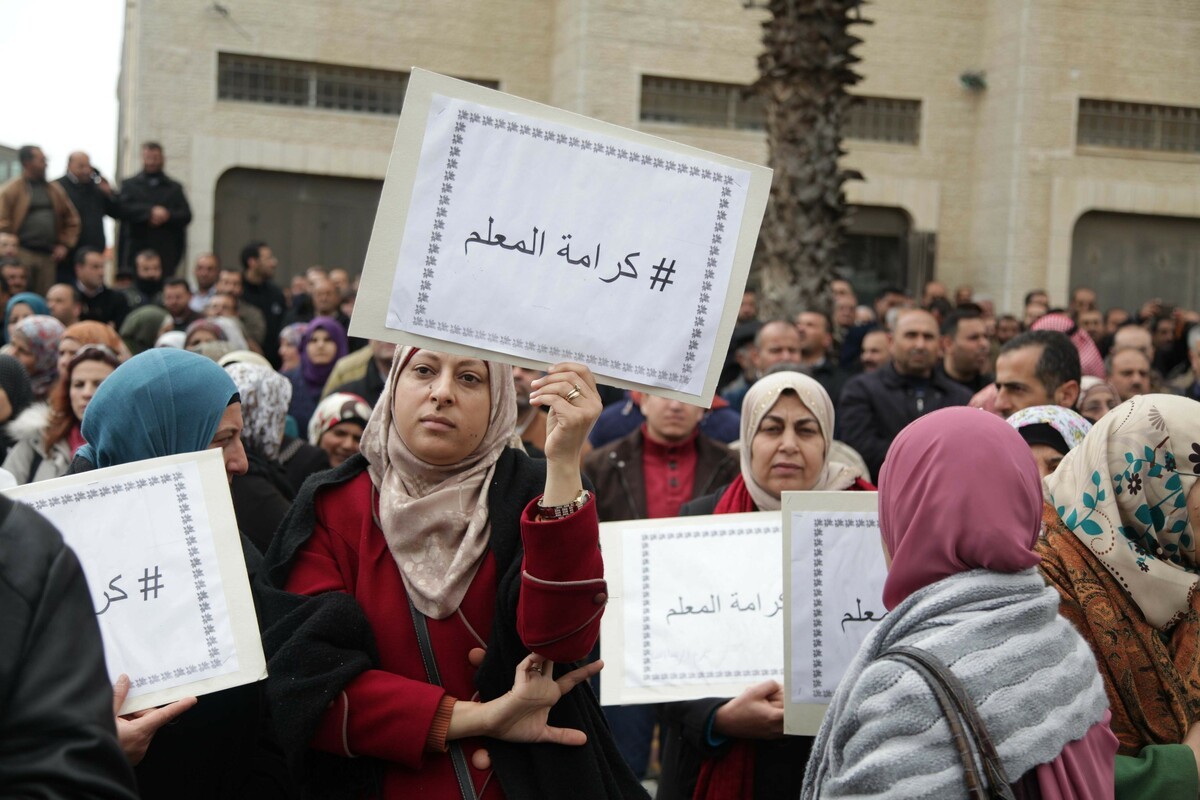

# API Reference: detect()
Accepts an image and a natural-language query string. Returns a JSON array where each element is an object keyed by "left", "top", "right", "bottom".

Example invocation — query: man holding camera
[{"left": 56, "top": 151, "right": 119, "bottom": 284}]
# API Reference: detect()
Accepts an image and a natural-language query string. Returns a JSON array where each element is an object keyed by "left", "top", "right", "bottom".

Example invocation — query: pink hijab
[{"left": 878, "top": 407, "right": 1042, "bottom": 610}]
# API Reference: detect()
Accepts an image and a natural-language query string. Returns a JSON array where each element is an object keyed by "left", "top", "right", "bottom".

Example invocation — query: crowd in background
[{"left": 6, "top": 138, "right": 1200, "bottom": 800}]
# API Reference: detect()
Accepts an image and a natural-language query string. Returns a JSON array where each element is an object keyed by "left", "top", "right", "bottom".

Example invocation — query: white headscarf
[
  {"left": 739, "top": 372, "right": 861, "bottom": 510},
  {"left": 358, "top": 346, "right": 518, "bottom": 619}
]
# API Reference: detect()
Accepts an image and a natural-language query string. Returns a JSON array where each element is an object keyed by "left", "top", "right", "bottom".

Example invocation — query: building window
[
  {"left": 639, "top": 75, "right": 920, "bottom": 145},
  {"left": 1077, "top": 98, "right": 1200, "bottom": 154},
  {"left": 217, "top": 53, "right": 497, "bottom": 116}
]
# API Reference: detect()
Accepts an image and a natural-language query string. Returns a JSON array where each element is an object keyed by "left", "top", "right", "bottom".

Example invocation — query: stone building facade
[{"left": 117, "top": 0, "right": 1200, "bottom": 313}]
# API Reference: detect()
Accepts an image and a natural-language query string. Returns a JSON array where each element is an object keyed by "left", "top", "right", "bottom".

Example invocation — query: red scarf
[{"left": 712, "top": 474, "right": 758, "bottom": 515}]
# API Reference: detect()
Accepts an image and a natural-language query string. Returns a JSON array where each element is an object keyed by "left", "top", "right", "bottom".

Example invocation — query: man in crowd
[
  {"left": 859, "top": 329, "right": 890, "bottom": 373},
  {"left": 1107, "top": 347, "right": 1151, "bottom": 402},
  {"left": 1168, "top": 325, "right": 1200, "bottom": 400},
  {"left": 1105, "top": 308, "right": 1130, "bottom": 336},
  {"left": 737, "top": 289, "right": 758, "bottom": 323},
  {"left": 1, "top": 259, "right": 27, "bottom": 294},
  {"left": 1070, "top": 286, "right": 1098, "bottom": 319},
  {"left": 189, "top": 253, "right": 221, "bottom": 313},
  {"left": 922, "top": 280, "right": 947, "bottom": 307},
  {"left": 1078, "top": 308, "right": 1104, "bottom": 345},
  {"left": 239, "top": 241, "right": 287, "bottom": 364},
  {"left": 216, "top": 267, "right": 267, "bottom": 347},
  {"left": 116, "top": 142, "right": 191, "bottom": 274},
  {"left": 46, "top": 284, "right": 82, "bottom": 327},
  {"left": 0, "top": 232, "right": 17, "bottom": 259},
  {"left": 0, "top": 145, "right": 80, "bottom": 294},
  {"left": 794, "top": 310, "right": 848, "bottom": 406},
  {"left": 840, "top": 309, "right": 972, "bottom": 481},
  {"left": 74, "top": 247, "right": 129, "bottom": 327},
  {"left": 330, "top": 339, "right": 395, "bottom": 410},
  {"left": 938, "top": 309, "right": 992, "bottom": 393},
  {"left": 954, "top": 285, "right": 974, "bottom": 306},
  {"left": 124, "top": 249, "right": 164, "bottom": 308},
  {"left": 163, "top": 278, "right": 201, "bottom": 330},
  {"left": 285, "top": 276, "right": 348, "bottom": 329},
  {"left": 56, "top": 151, "right": 118, "bottom": 282},
  {"left": 1113, "top": 323, "right": 1154, "bottom": 363},
  {"left": 722, "top": 319, "right": 802, "bottom": 411},
  {"left": 329, "top": 267, "right": 352, "bottom": 296},
  {"left": 584, "top": 393, "right": 738, "bottom": 780},
  {"left": 993, "top": 330, "right": 1081, "bottom": 418}
]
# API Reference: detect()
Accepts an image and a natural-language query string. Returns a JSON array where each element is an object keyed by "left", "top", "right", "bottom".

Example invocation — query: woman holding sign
[
  {"left": 258, "top": 348, "right": 646, "bottom": 799},
  {"left": 801, "top": 408, "right": 1115, "bottom": 799},
  {"left": 658, "top": 372, "right": 870, "bottom": 800}
]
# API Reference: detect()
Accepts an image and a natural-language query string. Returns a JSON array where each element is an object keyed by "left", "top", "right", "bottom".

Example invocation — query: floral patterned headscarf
[
  {"left": 1046, "top": 394, "right": 1200, "bottom": 629},
  {"left": 12, "top": 315, "right": 65, "bottom": 400},
  {"left": 223, "top": 362, "right": 292, "bottom": 460},
  {"left": 1006, "top": 405, "right": 1092, "bottom": 454}
]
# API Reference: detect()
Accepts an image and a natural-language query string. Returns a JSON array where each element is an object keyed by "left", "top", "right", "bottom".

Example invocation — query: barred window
[
  {"left": 218, "top": 53, "right": 498, "bottom": 116},
  {"left": 1078, "top": 99, "right": 1200, "bottom": 154},
  {"left": 639, "top": 75, "right": 920, "bottom": 144}
]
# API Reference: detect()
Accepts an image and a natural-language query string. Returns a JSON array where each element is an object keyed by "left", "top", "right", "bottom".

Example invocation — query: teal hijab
[{"left": 78, "top": 348, "right": 239, "bottom": 468}]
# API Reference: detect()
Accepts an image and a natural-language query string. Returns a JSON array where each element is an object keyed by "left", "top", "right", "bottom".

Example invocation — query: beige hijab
[
  {"left": 740, "top": 372, "right": 861, "bottom": 510},
  {"left": 1045, "top": 394, "right": 1200, "bottom": 630},
  {"left": 359, "top": 346, "right": 518, "bottom": 619}
]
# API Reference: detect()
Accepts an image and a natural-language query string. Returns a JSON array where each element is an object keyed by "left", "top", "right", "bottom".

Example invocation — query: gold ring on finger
[{"left": 565, "top": 387, "right": 583, "bottom": 402}]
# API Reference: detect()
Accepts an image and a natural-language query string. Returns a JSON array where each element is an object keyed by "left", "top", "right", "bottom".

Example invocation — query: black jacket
[
  {"left": 241, "top": 278, "right": 288, "bottom": 368},
  {"left": 232, "top": 448, "right": 295, "bottom": 554},
  {"left": 78, "top": 283, "right": 130, "bottom": 328},
  {"left": 57, "top": 173, "right": 118, "bottom": 264},
  {"left": 582, "top": 430, "right": 739, "bottom": 522},
  {"left": 256, "top": 451, "right": 648, "bottom": 799},
  {"left": 116, "top": 170, "right": 192, "bottom": 273},
  {"left": 332, "top": 358, "right": 386, "bottom": 409},
  {"left": 0, "top": 493, "right": 139, "bottom": 798},
  {"left": 838, "top": 361, "right": 973, "bottom": 481}
]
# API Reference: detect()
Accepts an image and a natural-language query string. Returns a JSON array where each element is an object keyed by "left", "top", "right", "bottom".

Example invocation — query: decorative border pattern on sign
[
  {"left": 640, "top": 524, "right": 779, "bottom": 682},
  {"left": 29, "top": 471, "right": 223, "bottom": 687},
  {"left": 409, "top": 105, "right": 735, "bottom": 390},
  {"left": 811, "top": 516, "right": 879, "bottom": 699}
]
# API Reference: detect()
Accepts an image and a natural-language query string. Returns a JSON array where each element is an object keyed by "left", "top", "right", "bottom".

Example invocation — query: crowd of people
[{"left": 5, "top": 138, "right": 1200, "bottom": 799}]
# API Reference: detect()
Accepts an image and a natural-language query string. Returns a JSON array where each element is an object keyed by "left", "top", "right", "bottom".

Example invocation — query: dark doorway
[
  {"left": 1071, "top": 210, "right": 1200, "bottom": 313},
  {"left": 839, "top": 205, "right": 931, "bottom": 303},
  {"left": 213, "top": 168, "right": 384, "bottom": 282}
]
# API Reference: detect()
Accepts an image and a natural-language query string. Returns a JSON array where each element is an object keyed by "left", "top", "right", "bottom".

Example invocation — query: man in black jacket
[
  {"left": 583, "top": 394, "right": 739, "bottom": 780},
  {"left": 239, "top": 241, "right": 287, "bottom": 367},
  {"left": 0, "top": 493, "right": 139, "bottom": 798},
  {"left": 56, "top": 151, "right": 119, "bottom": 283},
  {"left": 839, "top": 309, "right": 972, "bottom": 481},
  {"left": 116, "top": 143, "right": 191, "bottom": 274},
  {"left": 75, "top": 246, "right": 130, "bottom": 328}
]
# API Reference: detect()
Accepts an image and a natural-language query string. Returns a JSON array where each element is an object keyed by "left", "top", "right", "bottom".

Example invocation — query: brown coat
[{"left": 0, "top": 175, "right": 81, "bottom": 248}]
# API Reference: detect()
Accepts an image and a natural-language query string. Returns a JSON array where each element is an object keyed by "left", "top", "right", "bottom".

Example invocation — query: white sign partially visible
[
  {"left": 351, "top": 69, "right": 771, "bottom": 405},
  {"left": 5, "top": 450, "right": 265, "bottom": 714},
  {"left": 782, "top": 491, "right": 887, "bottom": 735},
  {"left": 599, "top": 512, "right": 783, "bottom": 706}
]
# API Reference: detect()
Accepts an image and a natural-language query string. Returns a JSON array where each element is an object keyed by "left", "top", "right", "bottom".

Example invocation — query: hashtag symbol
[
  {"left": 649, "top": 258, "right": 676, "bottom": 292},
  {"left": 139, "top": 566, "right": 164, "bottom": 600}
]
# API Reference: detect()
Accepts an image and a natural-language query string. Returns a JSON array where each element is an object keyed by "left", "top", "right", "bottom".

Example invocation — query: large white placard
[
  {"left": 782, "top": 491, "right": 888, "bottom": 735},
  {"left": 599, "top": 512, "right": 783, "bottom": 706},
  {"left": 5, "top": 450, "right": 266, "bottom": 714},
  {"left": 351, "top": 69, "right": 772, "bottom": 405}
]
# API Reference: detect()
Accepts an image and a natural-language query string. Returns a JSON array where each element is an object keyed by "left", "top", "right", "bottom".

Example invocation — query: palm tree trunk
[{"left": 752, "top": 0, "right": 868, "bottom": 319}]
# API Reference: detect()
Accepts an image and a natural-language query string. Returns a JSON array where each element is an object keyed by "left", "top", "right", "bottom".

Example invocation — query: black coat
[
  {"left": 837, "top": 361, "right": 973, "bottom": 481},
  {"left": 57, "top": 174, "right": 118, "bottom": 263},
  {"left": 232, "top": 448, "right": 295, "bottom": 554},
  {"left": 78, "top": 284, "right": 131, "bottom": 328},
  {"left": 256, "top": 450, "right": 648, "bottom": 799},
  {"left": 116, "top": 170, "right": 191, "bottom": 273},
  {"left": 0, "top": 493, "right": 139, "bottom": 799}
]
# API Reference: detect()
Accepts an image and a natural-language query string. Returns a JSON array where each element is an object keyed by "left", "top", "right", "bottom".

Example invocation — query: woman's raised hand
[
  {"left": 530, "top": 363, "right": 601, "bottom": 466},
  {"left": 448, "top": 654, "right": 603, "bottom": 746}
]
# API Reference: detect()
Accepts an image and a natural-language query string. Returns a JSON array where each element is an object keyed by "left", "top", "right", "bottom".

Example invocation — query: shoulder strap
[
  {"left": 406, "top": 594, "right": 480, "bottom": 800},
  {"left": 881, "top": 645, "right": 1016, "bottom": 800}
]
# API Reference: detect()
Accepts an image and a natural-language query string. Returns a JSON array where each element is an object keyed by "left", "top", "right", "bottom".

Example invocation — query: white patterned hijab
[
  {"left": 223, "top": 363, "right": 292, "bottom": 460},
  {"left": 359, "top": 346, "right": 518, "bottom": 619},
  {"left": 739, "top": 371, "right": 861, "bottom": 510},
  {"left": 1046, "top": 394, "right": 1200, "bottom": 630}
]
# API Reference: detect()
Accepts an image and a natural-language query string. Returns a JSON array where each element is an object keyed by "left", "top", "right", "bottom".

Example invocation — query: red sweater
[{"left": 284, "top": 471, "right": 607, "bottom": 799}]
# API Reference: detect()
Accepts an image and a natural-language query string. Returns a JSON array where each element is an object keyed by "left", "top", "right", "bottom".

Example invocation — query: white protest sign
[
  {"left": 599, "top": 512, "right": 783, "bottom": 705},
  {"left": 782, "top": 491, "right": 888, "bottom": 735},
  {"left": 351, "top": 69, "right": 772, "bottom": 405},
  {"left": 4, "top": 449, "right": 265, "bottom": 714}
]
